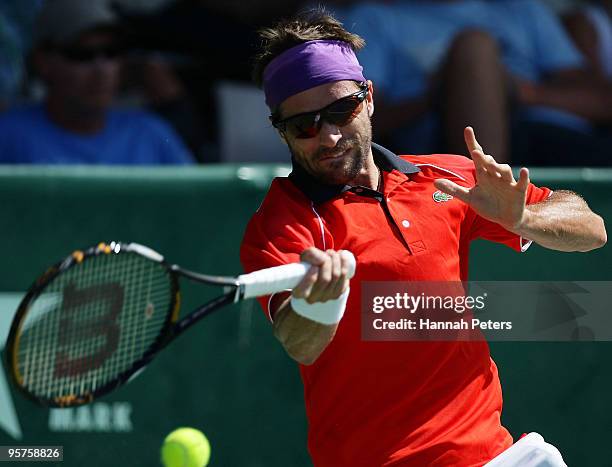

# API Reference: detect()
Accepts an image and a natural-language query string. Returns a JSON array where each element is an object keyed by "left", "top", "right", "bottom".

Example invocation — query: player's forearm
[
  {"left": 273, "top": 299, "right": 338, "bottom": 365},
  {"left": 510, "top": 191, "right": 607, "bottom": 252}
]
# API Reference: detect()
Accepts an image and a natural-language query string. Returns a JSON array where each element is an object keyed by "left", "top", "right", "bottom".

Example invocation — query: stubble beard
[{"left": 289, "top": 117, "right": 373, "bottom": 186}]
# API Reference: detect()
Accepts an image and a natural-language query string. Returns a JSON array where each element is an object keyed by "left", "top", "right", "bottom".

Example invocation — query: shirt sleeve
[
  {"left": 240, "top": 181, "right": 321, "bottom": 321},
  {"left": 467, "top": 183, "right": 553, "bottom": 252}
]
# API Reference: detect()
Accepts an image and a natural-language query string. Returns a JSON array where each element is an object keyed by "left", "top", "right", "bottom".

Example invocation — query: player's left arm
[
  {"left": 434, "top": 127, "right": 607, "bottom": 252},
  {"left": 511, "top": 188, "right": 606, "bottom": 252}
]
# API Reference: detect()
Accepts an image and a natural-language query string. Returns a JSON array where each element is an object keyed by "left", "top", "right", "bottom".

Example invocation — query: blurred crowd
[{"left": 0, "top": 0, "right": 610, "bottom": 165}]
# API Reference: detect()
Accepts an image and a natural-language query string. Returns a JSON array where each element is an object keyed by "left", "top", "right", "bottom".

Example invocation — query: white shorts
[{"left": 484, "top": 433, "right": 567, "bottom": 467}]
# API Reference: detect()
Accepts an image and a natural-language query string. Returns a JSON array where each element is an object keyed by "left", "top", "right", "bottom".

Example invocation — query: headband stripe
[{"left": 263, "top": 40, "right": 366, "bottom": 109}]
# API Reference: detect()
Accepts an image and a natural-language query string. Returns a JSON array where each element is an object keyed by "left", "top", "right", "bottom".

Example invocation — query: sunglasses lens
[
  {"left": 287, "top": 114, "right": 321, "bottom": 139},
  {"left": 325, "top": 96, "right": 363, "bottom": 126},
  {"left": 276, "top": 85, "right": 367, "bottom": 139}
]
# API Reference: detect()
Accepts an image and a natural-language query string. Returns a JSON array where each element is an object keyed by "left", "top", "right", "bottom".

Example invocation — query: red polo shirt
[{"left": 240, "top": 144, "right": 552, "bottom": 466}]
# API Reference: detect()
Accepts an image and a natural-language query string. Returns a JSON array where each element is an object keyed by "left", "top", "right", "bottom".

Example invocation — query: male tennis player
[{"left": 240, "top": 9, "right": 607, "bottom": 466}]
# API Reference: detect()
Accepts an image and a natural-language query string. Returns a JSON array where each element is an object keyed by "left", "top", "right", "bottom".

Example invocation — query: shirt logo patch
[{"left": 433, "top": 191, "right": 453, "bottom": 203}]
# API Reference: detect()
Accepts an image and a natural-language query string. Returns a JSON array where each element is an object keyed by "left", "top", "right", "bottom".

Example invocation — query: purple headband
[{"left": 263, "top": 39, "right": 366, "bottom": 110}]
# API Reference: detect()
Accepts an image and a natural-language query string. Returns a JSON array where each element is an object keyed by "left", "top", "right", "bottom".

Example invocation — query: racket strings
[{"left": 16, "top": 252, "right": 173, "bottom": 401}]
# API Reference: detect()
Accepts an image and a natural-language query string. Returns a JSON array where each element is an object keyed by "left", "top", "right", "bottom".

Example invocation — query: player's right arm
[{"left": 271, "top": 247, "right": 351, "bottom": 365}]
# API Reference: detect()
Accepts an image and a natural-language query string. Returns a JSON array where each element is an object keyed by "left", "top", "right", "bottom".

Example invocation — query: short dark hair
[{"left": 251, "top": 8, "right": 365, "bottom": 87}]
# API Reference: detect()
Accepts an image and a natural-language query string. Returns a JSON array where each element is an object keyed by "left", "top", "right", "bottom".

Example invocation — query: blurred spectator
[
  {"left": 0, "top": 0, "right": 193, "bottom": 165},
  {"left": 114, "top": 0, "right": 304, "bottom": 162},
  {"left": 0, "top": 1, "right": 43, "bottom": 109},
  {"left": 119, "top": 52, "right": 209, "bottom": 161},
  {"left": 332, "top": 0, "right": 612, "bottom": 166},
  {"left": 564, "top": 0, "right": 612, "bottom": 79}
]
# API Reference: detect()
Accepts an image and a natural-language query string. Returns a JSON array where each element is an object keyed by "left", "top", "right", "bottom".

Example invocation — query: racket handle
[{"left": 238, "top": 250, "right": 356, "bottom": 299}]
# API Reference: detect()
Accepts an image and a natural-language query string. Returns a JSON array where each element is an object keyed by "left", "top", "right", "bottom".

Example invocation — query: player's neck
[{"left": 352, "top": 152, "right": 380, "bottom": 190}]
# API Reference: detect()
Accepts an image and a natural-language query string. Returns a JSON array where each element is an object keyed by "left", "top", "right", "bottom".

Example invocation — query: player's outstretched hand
[
  {"left": 292, "top": 247, "right": 351, "bottom": 303},
  {"left": 433, "top": 126, "right": 529, "bottom": 231}
]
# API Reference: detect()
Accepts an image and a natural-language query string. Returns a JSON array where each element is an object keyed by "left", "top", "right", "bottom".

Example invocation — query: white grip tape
[
  {"left": 238, "top": 250, "right": 356, "bottom": 299},
  {"left": 291, "top": 287, "right": 350, "bottom": 325},
  {"left": 239, "top": 262, "right": 309, "bottom": 299}
]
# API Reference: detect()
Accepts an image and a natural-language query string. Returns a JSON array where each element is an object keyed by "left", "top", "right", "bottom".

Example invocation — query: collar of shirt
[{"left": 288, "top": 142, "right": 421, "bottom": 204}]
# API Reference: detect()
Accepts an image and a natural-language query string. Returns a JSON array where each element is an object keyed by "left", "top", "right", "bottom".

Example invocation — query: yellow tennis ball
[{"left": 161, "top": 427, "right": 211, "bottom": 467}]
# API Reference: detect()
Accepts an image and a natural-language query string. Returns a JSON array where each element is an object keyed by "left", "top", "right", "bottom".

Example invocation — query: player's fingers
[
  {"left": 292, "top": 264, "right": 319, "bottom": 299},
  {"left": 307, "top": 252, "right": 333, "bottom": 303},
  {"left": 338, "top": 250, "right": 355, "bottom": 280},
  {"left": 315, "top": 250, "right": 342, "bottom": 299},
  {"left": 464, "top": 126, "right": 484, "bottom": 154},
  {"left": 474, "top": 151, "right": 510, "bottom": 182},
  {"left": 469, "top": 146, "right": 489, "bottom": 174},
  {"left": 464, "top": 127, "right": 478, "bottom": 152},
  {"left": 328, "top": 249, "right": 342, "bottom": 284},
  {"left": 497, "top": 163, "right": 515, "bottom": 182},
  {"left": 330, "top": 275, "right": 349, "bottom": 300},
  {"left": 482, "top": 158, "right": 510, "bottom": 181},
  {"left": 318, "top": 250, "right": 345, "bottom": 299},
  {"left": 300, "top": 247, "right": 328, "bottom": 267},
  {"left": 433, "top": 179, "right": 470, "bottom": 204},
  {"left": 326, "top": 251, "right": 348, "bottom": 299},
  {"left": 478, "top": 152, "right": 500, "bottom": 170},
  {"left": 516, "top": 167, "right": 530, "bottom": 192},
  {"left": 319, "top": 251, "right": 335, "bottom": 284},
  {"left": 295, "top": 247, "right": 326, "bottom": 298}
]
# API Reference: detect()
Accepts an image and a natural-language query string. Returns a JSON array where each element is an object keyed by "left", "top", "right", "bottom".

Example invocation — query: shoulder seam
[{"left": 414, "top": 163, "right": 468, "bottom": 182}]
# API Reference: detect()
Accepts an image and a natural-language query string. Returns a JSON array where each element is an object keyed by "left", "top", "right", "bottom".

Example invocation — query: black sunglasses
[
  {"left": 271, "top": 83, "right": 369, "bottom": 139},
  {"left": 58, "top": 45, "right": 124, "bottom": 63}
]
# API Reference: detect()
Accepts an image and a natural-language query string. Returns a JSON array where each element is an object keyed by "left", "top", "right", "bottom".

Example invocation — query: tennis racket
[{"left": 5, "top": 241, "right": 356, "bottom": 408}]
